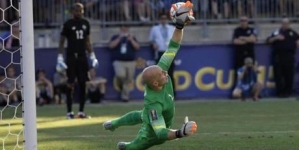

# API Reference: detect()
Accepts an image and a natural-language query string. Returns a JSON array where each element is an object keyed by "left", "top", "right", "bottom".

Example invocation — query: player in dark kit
[{"left": 57, "top": 3, "right": 98, "bottom": 119}]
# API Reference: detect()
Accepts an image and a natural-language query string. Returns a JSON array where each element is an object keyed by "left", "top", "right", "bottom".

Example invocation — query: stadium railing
[{"left": 30, "top": 0, "right": 299, "bottom": 27}]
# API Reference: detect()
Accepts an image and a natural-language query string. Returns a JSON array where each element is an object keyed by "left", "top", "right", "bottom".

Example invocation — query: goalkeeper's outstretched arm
[
  {"left": 157, "top": 0, "right": 193, "bottom": 71},
  {"left": 172, "top": 28, "right": 183, "bottom": 44},
  {"left": 157, "top": 29, "right": 183, "bottom": 71}
]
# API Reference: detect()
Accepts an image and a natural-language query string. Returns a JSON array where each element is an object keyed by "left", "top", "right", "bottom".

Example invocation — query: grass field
[{"left": 1, "top": 98, "right": 299, "bottom": 150}]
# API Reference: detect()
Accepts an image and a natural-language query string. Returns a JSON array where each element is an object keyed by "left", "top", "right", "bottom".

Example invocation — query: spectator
[
  {"left": 232, "top": 16, "right": 257, "bottom": 80},
  {"left": 86, "top": 68, "right": 107, "bottom": 103},
  {"left": 53, "top": 70, "right": 68, "bottom": 104},
  {"left": 36, "top": 69, "right": 53, "bottom": 106},
  {"left": 149, "top": 0, "right": 165, "bottom": 20},
  {"left": 5, "top": 21, "right": 20, "bottom": 50},
  {"left": 266, "top": 18, "right": 299, "bottom": 98},
  {"left": 135, "top": 0, "right": 151, "bottom": 22},
  {"left": 198, "top": 0, "right": 208, "bottom": 19},
  {"left": 279, "top": 0, "right": 299, "bottom": 17},
  {"left": 99, "top": 0, "right": 132, "bottom": 22},
  {"left": 122, "top": 0, "right": 132, "bottom": 21},
  {"left": 109, "top": 25, "right": 140, "bottom": 102},
  {"left": 0, "top": 73, "right": 7, "bottom": 106},
  {"left": 232, "top": 57, "right": 263, "bottom": 101},
  {"left": 149, "top": 13, "right": 176, "bottom": 97},
  {"left": 211, "top": 0, "right": 229, "bottom": 19},
  {"left": 2, "top": 65, "right": 21, "bottom": 105},
  {"left": 2, "top": 0, "right": 18, "bottom": 24},
  {"left": 237, "top": 0, "right": 255, "bottom": 18},
  {"left": 33, "top": 0, "right": 51, "bottom": 25},
  {"left": 81, "top": 0, "right": 101, "bottom": 19},
  {"left": 0, "top": 73, "right": 4, "bottom": 82},
  {"left": 0, "top": 83, "right": 8, "bottom": 106}
]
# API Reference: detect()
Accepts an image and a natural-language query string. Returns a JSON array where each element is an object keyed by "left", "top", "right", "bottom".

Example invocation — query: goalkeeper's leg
[
  {"left": 76, "top": 57, "right": 90, "bottom": 118},
  {"left": 117, "top": 130, "right": 165, "bottom": 150},
  {"left": 103, "top": 110, "right": 142, "bottom": 131},
  {"left": 65, "top": 56, "right": 76, "bottom": 119}
]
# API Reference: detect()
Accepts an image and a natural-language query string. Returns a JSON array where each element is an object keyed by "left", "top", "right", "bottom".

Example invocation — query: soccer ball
[{"left": 169, "top": 2, "right": 193, "bottom": 23}]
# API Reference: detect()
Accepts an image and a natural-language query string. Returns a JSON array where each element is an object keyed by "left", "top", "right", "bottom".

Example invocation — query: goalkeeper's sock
[
  {"left": 66, "top": 86, "right": 73, "bottom": 113},
  {"left": 78, "top": 82, "right": 86, "bottom": 112},
  {"left": 112, "top": 110, "right": 142, "bottom": 128}
]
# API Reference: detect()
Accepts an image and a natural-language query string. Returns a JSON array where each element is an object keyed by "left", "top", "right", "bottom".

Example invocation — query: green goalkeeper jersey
[{"left": 140, "top": 40, "right": 180, "bottom": 141}]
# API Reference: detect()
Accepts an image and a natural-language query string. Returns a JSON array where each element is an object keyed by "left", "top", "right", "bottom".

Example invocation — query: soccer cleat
[
  {"left": 117, "top": 142, "right": 127, "bottom": 150},
  {"left": 103, "top": 120, "right": 115, "bottom": 131},
  {"left": 67, "top": 112, "right": 74, "bottom": 119},
  {"left": 75, "top": 112, "right": 91, "bottom": 119}
]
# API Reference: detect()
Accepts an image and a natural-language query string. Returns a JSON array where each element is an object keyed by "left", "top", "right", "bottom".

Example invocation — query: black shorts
[{"left": 66, "top": 55, "right": 89, "bottom": 84}]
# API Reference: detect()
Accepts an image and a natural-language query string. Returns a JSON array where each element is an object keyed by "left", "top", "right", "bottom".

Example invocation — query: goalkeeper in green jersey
[{"left": 103, "top": 1, "right": 197, "bottom": 150}]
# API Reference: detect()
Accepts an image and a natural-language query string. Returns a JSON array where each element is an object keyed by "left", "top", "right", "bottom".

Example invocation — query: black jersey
[
  {"left": 267, "top": 28, "right": 299, "bottom": 56},
  {"left": 61, "top": 18, "right": 90, "bottom": 56},
  {"left": 232, "top": 26, "right": 257, "bottom": 52}
]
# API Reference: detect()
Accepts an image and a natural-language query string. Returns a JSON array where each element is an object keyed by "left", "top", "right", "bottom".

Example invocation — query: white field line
[{"left": 41, "top": 130, "right": 299, "bottom": 139}]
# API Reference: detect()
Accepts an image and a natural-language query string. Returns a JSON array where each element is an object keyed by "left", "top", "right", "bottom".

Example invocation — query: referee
[
  {"left": 266, "top": 18, "right": 299, "bottom": 98},
  {"left": 57, "top": 3, "right": 98, "bottom": 119}
]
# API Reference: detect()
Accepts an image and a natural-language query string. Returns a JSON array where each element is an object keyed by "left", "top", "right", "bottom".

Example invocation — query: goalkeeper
[{"left": 103, "top": 1, "right": 197, "bottom": 150}]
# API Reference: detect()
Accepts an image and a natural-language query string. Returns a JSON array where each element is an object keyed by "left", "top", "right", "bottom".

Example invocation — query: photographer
[
  {"left": 232, "top": 57, "right": 263, "bottom": 101},
  {"left": 109, "top": 25, "right": 140, "bottom": 102}
]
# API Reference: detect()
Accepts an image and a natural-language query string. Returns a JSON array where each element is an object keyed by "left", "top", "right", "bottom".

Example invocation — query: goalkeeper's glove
[
  {"left": 174, "top": 1, "right": 195, "bottom": 30},
  {"left": 89, "top": 52, "right": 99, "bottom": 68},
  {"left": 56, "top": 54, "right": 68, "bottom": 72},
  {"left": 175, "top": 116, "right": 197, "bottom": 138}
]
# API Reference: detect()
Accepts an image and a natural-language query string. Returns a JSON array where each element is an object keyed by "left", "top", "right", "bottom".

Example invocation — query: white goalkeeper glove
[
  {"left": 89, "top": 52, "right": 99, "bottom": 68},
  {"left": 175, "top": 116, "right": 197, "bottom": 138},
  {"left": 174, "top": 1, "right": 195, "bottom": 29},
  {"left": 56, "top": 54, "right": 67, "bottom": 72}
]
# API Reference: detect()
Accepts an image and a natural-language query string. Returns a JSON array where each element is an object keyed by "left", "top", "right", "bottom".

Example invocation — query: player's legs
[
  {"left": 103, "top": 110, "right": 142, "bottom": 131},
  {"left": 118, "top": 138, "right": 164, "bottom": 150},
  {"left": 76, "top": 56, "right": 89, "bottom": 117},
  {"left": 117, "top": 128, "right": 165, "bottom": 150},
  {"left": 283, "top": 60, "right": 295, "bottom": 97},
  {"left": 123, "top": 61, "right": 136, "bottom": 100},
  {"left": 66, "top": 56, "right": 76, "bottom": 118},
  {"left": 273, "top": 59, "right": 284, "bottom": 96},
  {"left": 251, "top": 82, "right": 263, "bottom": 101},
  {"left": 113, "top": 61, "right": 128, "bottom": 101}
]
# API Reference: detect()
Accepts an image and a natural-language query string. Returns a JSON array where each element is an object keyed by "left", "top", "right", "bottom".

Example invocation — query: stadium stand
[
  {"left": 2, "top": 0, "right": 299, "bottom": 47},
  {"left": 31, "top": 0, "right": 299, "bottom": 46}
]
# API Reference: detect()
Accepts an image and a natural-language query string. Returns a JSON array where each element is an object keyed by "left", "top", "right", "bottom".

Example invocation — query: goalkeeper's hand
[
  {"left": 56, "top": 54, "right": 68, "bottom": 72},
  {"left": 175, "top": 116, "right": 197, "bottom": 138},
  {"left": 89, "top": 52, "right": 99, "bottom": 68},
  {"left": 173, "top": 0, "right": 195, "bottom": 29}
]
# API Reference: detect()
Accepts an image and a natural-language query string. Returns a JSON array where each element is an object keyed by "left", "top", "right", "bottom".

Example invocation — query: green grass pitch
[{"left": 1, "top": 99, "right": 299, "bottom": 150}]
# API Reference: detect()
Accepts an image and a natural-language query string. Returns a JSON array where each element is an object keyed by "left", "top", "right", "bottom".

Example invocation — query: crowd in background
[
  {"left": 1, "top": 0, "right": 299, "bottom": 27},
  {"left": 32, "top": 0, "right": 299, "bottom": 25}
]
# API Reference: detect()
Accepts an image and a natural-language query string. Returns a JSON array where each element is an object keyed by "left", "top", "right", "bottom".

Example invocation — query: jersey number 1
[{"left": 76, "top": 30, "right": 83, "bottom": 39}]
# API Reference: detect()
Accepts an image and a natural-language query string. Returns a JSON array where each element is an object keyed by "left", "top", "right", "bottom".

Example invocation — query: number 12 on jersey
[{"left": 76, "top": 30, "right": 84, "bottom": 39}]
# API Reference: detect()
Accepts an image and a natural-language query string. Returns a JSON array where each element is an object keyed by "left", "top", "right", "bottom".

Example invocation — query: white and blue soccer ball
[{"left": 169, "top": 2, "right": 193, "bottom": 23}]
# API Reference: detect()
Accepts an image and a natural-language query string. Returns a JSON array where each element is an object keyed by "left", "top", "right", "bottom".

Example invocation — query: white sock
[
  {"left": 78, "top": 112, "right": 85, "bottom": 115},
  {"left": 67, "top": 112, "right": 74, "bottom": 115}
]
